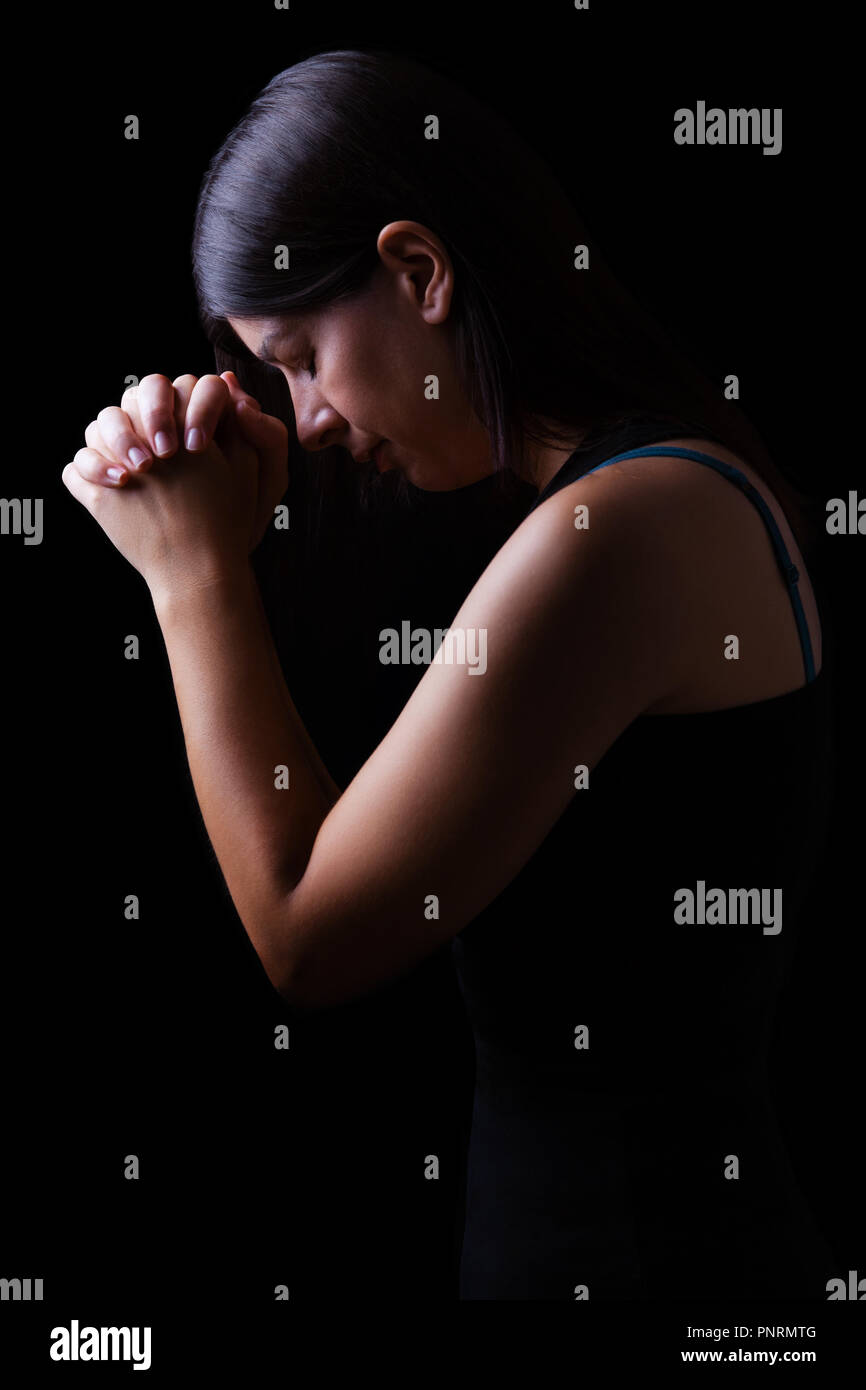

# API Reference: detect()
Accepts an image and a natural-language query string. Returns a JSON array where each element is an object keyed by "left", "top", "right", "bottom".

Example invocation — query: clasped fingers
[{"left": 71, "top": 369, "right": 266, "bottom": 489}]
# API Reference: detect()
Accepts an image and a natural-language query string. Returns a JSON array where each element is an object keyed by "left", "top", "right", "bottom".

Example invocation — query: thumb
[{"left": 236, "top": 397, "right": 287, "bottom": 443}]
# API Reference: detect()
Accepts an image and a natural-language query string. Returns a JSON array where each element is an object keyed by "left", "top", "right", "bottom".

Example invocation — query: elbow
[
  {"left": 258, "top": 896, "right": 363, "bottom": 1013},
  {"left": 269, "top": 944, "right": 357, "bottom": 1014},
  {"left": 266, "top": 938, "right": 324, "bottom": 1013},
  {"left": 273, "top": 963, "right": 330, "bottom": 1015},
  {"left": 259, "top": 884, "right": 352, "bottom": 1012},
  {"left": 255, "top": 892, "right": 314, "bottom": 1009},
  {"left": 273, "top": 961, "right": 311, "bottom": 1010},
  {"left": 262, "top": 938, "right": 307, "bottom": 1008}
]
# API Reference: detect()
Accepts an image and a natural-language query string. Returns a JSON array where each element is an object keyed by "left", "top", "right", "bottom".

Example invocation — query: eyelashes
[{"left": 266, "top": 352, "right": 316, "bottom": 380}]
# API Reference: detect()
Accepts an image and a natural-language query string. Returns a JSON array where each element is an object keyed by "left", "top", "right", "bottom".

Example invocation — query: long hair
[{"left": 191, "top": 46, "right": 817, "bottom": 558}]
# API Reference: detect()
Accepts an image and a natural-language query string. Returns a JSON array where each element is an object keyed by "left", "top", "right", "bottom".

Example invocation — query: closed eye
[{"left": 267, "top": 351, "right": 316, "bottom": 381}]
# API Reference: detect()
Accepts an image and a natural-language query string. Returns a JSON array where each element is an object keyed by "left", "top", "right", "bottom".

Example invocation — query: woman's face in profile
[{"left": 227, "top": 235, "right": 497, "bottom": 492}]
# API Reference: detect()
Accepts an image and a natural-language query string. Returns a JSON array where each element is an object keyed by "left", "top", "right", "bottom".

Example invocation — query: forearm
[
  {"left": 151, "top": 564, "right": 339, "bottom": 985},
  {"left": 248, "top": 572, "right": 343, "bottom": 808}
]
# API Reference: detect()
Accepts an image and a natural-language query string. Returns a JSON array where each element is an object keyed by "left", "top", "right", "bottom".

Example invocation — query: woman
[{"left": 63, "top": 49, "right": 835, "bottom": 1300}]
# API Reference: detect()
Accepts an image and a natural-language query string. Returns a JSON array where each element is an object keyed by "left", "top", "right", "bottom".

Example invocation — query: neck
[{"left": 521, "top": 427, "right": 590, "bottom": 493}]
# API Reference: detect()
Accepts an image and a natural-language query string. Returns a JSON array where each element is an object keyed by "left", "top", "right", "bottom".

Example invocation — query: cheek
[{"left": 334, "top": 336, "right": 418, "bottom": 430}]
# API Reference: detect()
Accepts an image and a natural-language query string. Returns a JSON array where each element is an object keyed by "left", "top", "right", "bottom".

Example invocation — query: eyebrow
[
  {"left": 254, "top": 331, "right": 282, "bottom": 362},
  {"left": 254, "top": 324, "right": 302, "bottom": 363}
]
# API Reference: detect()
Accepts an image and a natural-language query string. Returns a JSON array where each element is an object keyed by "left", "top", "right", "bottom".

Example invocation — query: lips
[{"left": 350, "top": 439, "right": 395, "bottom": 472}]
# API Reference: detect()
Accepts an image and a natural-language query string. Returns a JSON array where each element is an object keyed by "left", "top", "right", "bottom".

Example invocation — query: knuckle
[
  {"left": 72, "top": 447, "right": 111, "bottom": 487},
  {"left": 139, "top": 372, "right": 171, "bottom": 389},
  {"left": 198, "top": 374, "right": 230, "bottom": 403}
]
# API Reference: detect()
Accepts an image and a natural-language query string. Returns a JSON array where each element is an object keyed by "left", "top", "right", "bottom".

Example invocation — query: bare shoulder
[
  {"left": 522, "top": 436, "right": 823, "bottom": 710},
  {"left": 459, "top": 447, "right": 708, "bottom": 716},
  {"left": 510, "top": 437, "right": 729, "bottom": 591}
]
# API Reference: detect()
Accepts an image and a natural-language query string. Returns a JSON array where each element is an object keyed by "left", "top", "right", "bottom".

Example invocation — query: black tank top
[{"left": 450, "top": 412, "right": 835, "bottom": 1300}]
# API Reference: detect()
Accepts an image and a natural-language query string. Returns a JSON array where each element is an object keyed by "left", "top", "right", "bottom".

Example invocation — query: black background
[{"left": 2, "top": 0, "right": 861, "bottom": 1370}]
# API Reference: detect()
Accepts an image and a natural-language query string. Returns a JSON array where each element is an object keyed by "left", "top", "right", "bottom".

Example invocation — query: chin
[{"left": 405, "top": 465, "right": 441, "bottom": 490}]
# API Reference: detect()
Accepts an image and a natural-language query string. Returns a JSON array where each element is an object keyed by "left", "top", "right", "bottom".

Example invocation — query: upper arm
[{"left": 271, "top": 466, "right": 689, "bottom": 1009}]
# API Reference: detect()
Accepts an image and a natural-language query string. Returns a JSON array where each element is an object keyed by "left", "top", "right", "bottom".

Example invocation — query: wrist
[{"left": 149, "top": 559, "right": 255, "bottom": 619}]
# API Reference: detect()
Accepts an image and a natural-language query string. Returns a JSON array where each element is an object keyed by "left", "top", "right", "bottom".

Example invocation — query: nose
[{"left": 289, "top": 380, "right": 345, "bottom": 455}]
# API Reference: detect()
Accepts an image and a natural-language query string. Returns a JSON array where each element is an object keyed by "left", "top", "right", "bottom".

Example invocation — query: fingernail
[
  {"left": 128, "top": 447, "right": 150, "bottom": 469},
  {"left": 155, "top": 430, "right": 173, "bottom": 456},
  {"left": 185, "top": 428, "right": 204, "bottom": 451},
  {"left": 107, "top": 466, "right": 127, "bottom": 482}
]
